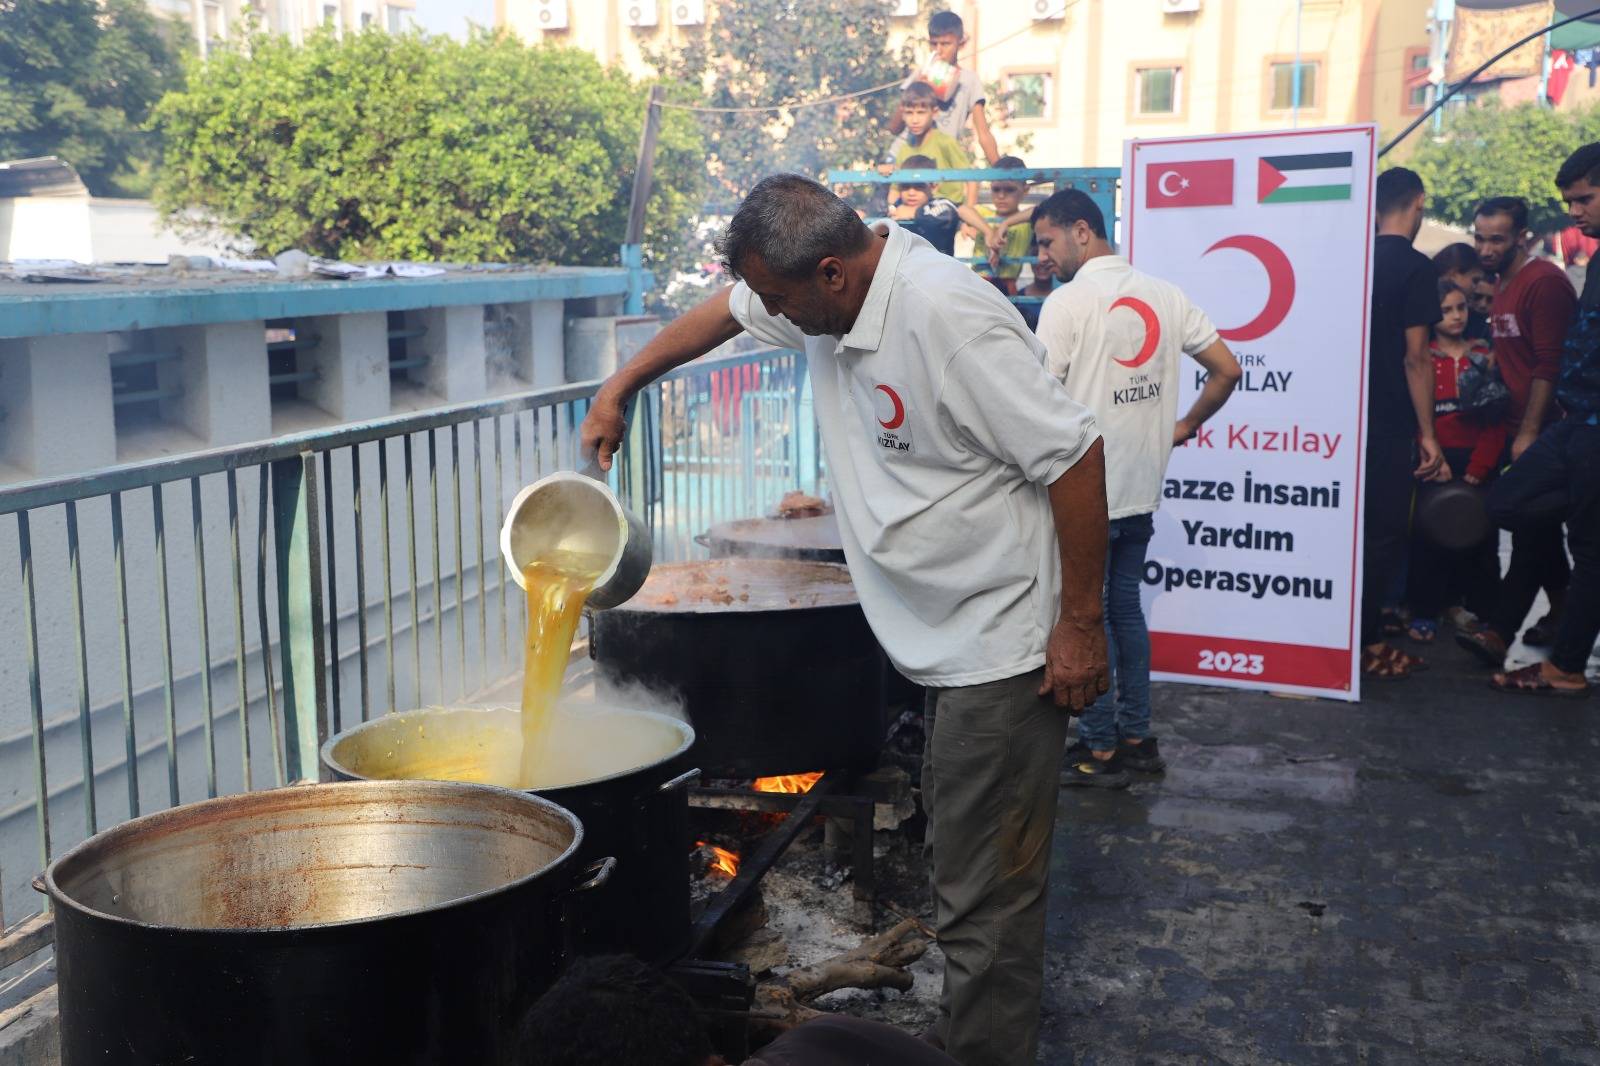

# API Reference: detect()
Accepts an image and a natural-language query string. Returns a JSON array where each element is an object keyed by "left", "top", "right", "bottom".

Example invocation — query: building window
[
  {"left": 322, "top": 4, "right": 338, "bottom": 24},
  {"left": 386, "top": 5, "right": 406, "bottom": 32},
  {"left": 1137, "top": 67, "right": 1181, "bottom": 115},
  {"left": 1006, "top": 72, "right": 1052, "bottom": 121},
  {"left": 360, "top": 11, "right": 373, "bottom": 26},
  {"left": 1404, "top": 48, "right": 1431, "bottom": 112},
  {"left": 203, "top": 1, "right": 224, "bottom": 41},
  {"left": 1269, "top": 61, "right": 1319, "bottom": 111}
]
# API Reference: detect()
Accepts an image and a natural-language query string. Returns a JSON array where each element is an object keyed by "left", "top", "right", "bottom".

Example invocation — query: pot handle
[
  {"left": 658, "top": 767, "right": 701, "bottom": 794},
  {"left": 31, "top": 874, "right": 45, "bottom": 894},
  {"left": 570, "top": 856, "right": 616, "bottom": 895},
  {"left": 693, "top": 533, "right": 711, "bottom": 549}
]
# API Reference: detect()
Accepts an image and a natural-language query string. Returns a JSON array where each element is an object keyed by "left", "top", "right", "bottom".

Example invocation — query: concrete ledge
[
  {"left": 0, "top": 985, "right": 58, "bottom": 1066},
  {"left": 0, "top": 267, "right": 637, "bottom": 341}
]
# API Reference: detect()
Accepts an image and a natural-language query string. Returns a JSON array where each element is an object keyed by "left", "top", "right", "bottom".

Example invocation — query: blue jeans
[{"left": 1078, "top": 513, "right": 1155, "bottom": 752}]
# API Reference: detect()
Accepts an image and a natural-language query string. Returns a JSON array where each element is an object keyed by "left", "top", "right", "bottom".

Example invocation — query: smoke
[{"left": 579, "top": 673, "right": 688, "bottom": 725}]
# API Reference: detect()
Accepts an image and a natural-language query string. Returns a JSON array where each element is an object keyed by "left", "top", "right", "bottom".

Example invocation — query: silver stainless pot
[{"left": 40, "top": 780, "right": 609, "bottom": 1066}]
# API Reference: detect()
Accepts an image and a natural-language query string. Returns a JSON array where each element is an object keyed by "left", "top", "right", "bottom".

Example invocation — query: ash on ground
[{"left": 694, "top": 808, "right": 943, "bottom": 1035}]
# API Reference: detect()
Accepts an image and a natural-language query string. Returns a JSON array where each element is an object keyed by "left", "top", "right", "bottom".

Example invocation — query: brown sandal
[
  {"left": 1361, "top": 648, "right": 1410, "bottom": 681},
  {"left": 1490, "top": 662, "right": 1590, "bottom": 699},
  {"left": 1456, "top": 630, "right": 1507, "bottom": 668},
  {"left": 1380, "top": 644, "right": 1429, "bottom": 673}
]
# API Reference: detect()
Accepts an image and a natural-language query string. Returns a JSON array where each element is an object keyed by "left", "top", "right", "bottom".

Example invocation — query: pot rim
[
  {"left": 319, "top": 705, "right": 696, "bottom": 792},
  {"left": 40, "top": 780, "right": 584, "bottom": 935},
  {"left": 500, "top": 471, "right": 626, "bottom": 593}
]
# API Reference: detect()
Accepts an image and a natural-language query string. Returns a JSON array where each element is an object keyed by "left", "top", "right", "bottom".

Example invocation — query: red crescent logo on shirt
[
  {"left": 874, "top": 384, "right": 906, "bottom": 429},
  {"left": 1203, "top": 235, "right": 1296, "bottom": 342},
  {"left": 1109, "top": 297, "right": 1162, "bottom": 368}
]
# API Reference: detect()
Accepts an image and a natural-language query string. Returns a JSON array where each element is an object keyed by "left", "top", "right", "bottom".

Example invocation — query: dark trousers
[
  {"left": 1486, "top": 421, "right": 1600, "bottom": 674},
  {"left": 1408, "top": 447, "right": 1500, "bottom": 621},
  {"left": 1486, "top": 522, "right": 1570, "bottom": 643},
  {"left": 1362, "top": 435, "right": 1418, "bottom": 647}
]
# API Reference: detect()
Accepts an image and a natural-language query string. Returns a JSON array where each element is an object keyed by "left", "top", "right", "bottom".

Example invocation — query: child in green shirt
[{"left": 973, "top": 156, "right": 1034, "bottom": 295}]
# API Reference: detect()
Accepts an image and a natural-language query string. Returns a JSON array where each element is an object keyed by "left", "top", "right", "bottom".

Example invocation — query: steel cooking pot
[{"left": 39, "top": 780, "right": 606, "bottom": 1066}]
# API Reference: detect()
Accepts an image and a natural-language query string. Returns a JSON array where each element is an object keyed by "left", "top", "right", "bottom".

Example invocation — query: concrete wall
[{"left": 0, "top": 197, "right": 216, "bottom": 264}]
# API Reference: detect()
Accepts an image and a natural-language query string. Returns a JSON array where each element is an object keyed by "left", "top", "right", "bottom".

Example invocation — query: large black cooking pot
[
  {"left": 39, "top": 780, "right": 601, "bottom": 1066},
  {"left": 590, "top": 559, "right": 886, "bottom": 778},
  {"left": 699, "top": 518, "right": 921, "bottom": 711},
  {"left": 323, "top": 705, "right": 697, "bottom": 964}
]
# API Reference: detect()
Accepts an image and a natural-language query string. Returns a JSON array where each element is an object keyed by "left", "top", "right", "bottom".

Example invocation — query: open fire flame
[
  {"left": 753, "top": 771, "right": 824, "bottom": 795},
  {"left": 696, "top": 840, "right": 740, "bottom": 878}
]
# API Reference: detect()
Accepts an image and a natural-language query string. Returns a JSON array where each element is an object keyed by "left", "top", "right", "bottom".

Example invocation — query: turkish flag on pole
[{"left": 1145, "top": 160, "right": 1234, "bottom": 209}]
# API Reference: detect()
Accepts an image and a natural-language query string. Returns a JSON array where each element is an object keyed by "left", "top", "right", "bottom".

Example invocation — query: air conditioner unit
[
  {"left": 891, "top": 0, "right": 918, "bottom": 16},
  {"left": 534, "top": 0, "right": 568, "bottom": 30},
  {"left": 671, "top": 0, "right": 705, "bottom": 25},
  {"left": 625, "top": 0, "right": 658, "bottom": 26},
  {"left": 1031, "top": 0, "right": 1065, "bottom": 21},
  {"left": 1162, "top": 0, "right": 1202, "bottom": 13}
]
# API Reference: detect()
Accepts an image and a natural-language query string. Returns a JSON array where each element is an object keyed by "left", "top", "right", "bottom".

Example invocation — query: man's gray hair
[{"left": 716, "top": 174, "right": 872, "bottom": 280}]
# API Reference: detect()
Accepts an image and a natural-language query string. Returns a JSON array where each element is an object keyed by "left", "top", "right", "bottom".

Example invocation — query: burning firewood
[{"left": 749, "top": 918, "right": 930, "bottom": 1036}]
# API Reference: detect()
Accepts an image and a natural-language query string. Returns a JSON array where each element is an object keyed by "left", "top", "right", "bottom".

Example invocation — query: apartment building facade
[
  {"left": 150, "top": 0, "right": 419, "bottom": 56},
  {"left": 497, "top": 0, "right": 1435, "bottom": 167}
]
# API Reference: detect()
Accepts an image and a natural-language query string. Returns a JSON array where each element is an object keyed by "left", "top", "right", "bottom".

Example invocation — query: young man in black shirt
[
  {"left": 1489, "top": 143, "right": 1600, "bottom": 697},
  {"left": 1364, "top": 168, "right": 1444, "bottom": 680}
]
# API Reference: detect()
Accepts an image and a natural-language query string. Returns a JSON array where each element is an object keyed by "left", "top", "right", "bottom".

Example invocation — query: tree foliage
[
  {"left": 0, "top": 0, "right": 182, "bottom": 196},
  {"left": 647, "top": 0, "right": 914, "bottom": 201},
  {"left": 1407, "top": 99, "right": 1600, "bottom": 234},
  {"left": 152, "top": 29, "right": 703, "bottom": 267}
]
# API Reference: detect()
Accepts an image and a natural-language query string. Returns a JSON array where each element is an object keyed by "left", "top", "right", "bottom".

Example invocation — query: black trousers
[
  {"left": 1486, "top": 421, "right": 1600, "bottom": 674},
  {"left": 1407, "top": 447, "right": 1500, "bottom": 621},
  {"left": 1362, "top": 435, "right": 1417, "bottom": 647}
]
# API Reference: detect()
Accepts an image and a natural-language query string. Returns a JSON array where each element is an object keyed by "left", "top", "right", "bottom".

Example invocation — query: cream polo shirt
[
  {"left": 728, "top": 222, "right": 1101, "bottom": 687},
  {"left": 1036, "top": 255, "right": 1219, "bottom": 519}
]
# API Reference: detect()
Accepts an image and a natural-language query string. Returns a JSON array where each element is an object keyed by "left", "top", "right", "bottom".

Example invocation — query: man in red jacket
[{"left": 1459, "top": 197, "right": 1578, "bottom": 666}]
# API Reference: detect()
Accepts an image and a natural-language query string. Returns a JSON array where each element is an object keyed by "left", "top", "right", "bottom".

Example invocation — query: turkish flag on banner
[
  {"left": 1145, "top": 160, "right": 1234, "bottom": 208},
  {"left": 1550, "top": 49, "right": 1575, "bottom": 105}
]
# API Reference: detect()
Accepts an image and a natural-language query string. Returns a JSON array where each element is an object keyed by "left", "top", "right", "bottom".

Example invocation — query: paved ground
[{"left": 1037, "top": 636, "right": 1600, "bottom": 1065}]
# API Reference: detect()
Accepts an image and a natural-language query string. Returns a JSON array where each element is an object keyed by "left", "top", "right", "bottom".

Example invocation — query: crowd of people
[{"left": 1362, "top": 155, "right": 1600, "bottom": 696}]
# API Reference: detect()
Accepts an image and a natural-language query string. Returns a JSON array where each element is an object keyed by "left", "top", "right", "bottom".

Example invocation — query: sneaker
[
  {"left": 1060, "top": 756, "right": 1131, "bottom": 789},
  {"left": 1116, "top": 736, "right": 1167, "bottom": 773}
]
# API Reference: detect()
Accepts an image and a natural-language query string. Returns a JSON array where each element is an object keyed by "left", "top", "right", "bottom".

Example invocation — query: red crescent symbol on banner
[
  {"left": 1203, "top": 234, "right": 1296, "bottom": 342},
  {"left": 875, "top": 384, "right": 906, "bottom": 429},
  {"left": 1109, "top": 296, "right": 1162, "bottom": 368}
]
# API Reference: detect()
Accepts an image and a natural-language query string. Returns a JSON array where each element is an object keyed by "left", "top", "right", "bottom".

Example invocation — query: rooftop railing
[{"left": 0, "top": 342, "right": 817, "bottom": 944}]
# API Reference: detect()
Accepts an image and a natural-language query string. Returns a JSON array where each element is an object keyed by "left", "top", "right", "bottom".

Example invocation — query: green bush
[{"left": 152, "top": 28, "right": 703, "bottom": 267}]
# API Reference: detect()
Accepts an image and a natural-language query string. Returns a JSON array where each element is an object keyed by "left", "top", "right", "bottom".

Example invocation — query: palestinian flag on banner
[{"left": 1257, "top": 152, "right": 1354, "bottom": 204}]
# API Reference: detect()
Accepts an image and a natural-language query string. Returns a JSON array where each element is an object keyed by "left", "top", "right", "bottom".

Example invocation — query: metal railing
[{"left": 0, "top": 345, "right": 818, "bottom": 931}]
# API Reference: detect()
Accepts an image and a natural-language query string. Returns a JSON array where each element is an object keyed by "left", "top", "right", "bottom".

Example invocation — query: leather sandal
[{"left": 1490, "top": 663, "right": 1590, "bottom": 699}]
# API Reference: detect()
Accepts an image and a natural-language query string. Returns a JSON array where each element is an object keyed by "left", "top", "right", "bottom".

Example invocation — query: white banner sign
[{"left": 1123, "top": 125, "right": 1376, "bottom": 700}]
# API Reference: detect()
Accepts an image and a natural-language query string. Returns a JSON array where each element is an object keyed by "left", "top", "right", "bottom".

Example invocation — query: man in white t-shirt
[
  {"left": 581, "top": 175, "right": 1108, "bottom": 1066},
  {"left": 1032, "top": 189, "right": 1243, "bottom": 788}
]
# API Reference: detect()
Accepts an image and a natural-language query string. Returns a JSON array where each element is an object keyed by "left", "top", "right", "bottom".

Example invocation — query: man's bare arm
[
  {"left": 1403, "top": 322, "right": 1443, "bottom": 477},
  {"left": 1175, "top": 338, "right": 1242, "bottom": 443},
  {"left": 970, "top": 103, "right": 1000, "bottom": 165},
  {"left": 1038, "top": 437, "right": 1110, "bottom": 711},
  {"left": 582, "top": 287, "right": 744, "bottom": 470}
]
